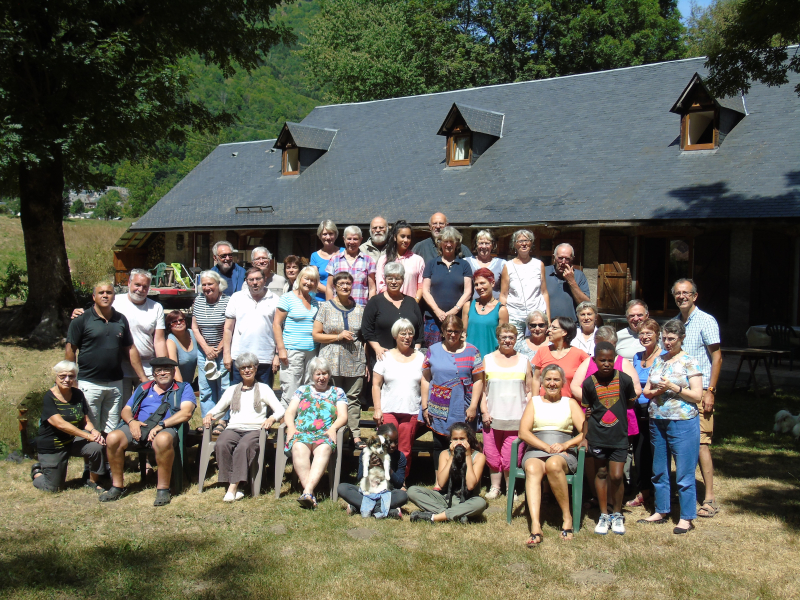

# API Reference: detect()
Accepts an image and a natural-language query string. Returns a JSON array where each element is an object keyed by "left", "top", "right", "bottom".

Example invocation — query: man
[
  {"left": 615, "top": 300, "right": 648, "bottom": 360},
  {"left": 66, "top": 281, "right": 146, "bottom": 436},
  {"left": 212, "top": 241, "right": 246, "bottom": 295},
  {"left": 411, "top": 212, "right": 472, "bottom": 265},
  {"left": 359, "top": 216, "right": 388, "bottom": 263},
  {"left": 672, "top": 278, "right": 722, "bottom": 519},
  {"left": 545, "top": 243, "right": 591, "bottom": 319},
  {"left": 224, "top": 266, "right": 280, "bottom": 387},
  {"left": 99, "top": 357, "right": 196, "bottom": 506},
  {"left": 245, "top": 246, "right": 287, "bottom": 297}
]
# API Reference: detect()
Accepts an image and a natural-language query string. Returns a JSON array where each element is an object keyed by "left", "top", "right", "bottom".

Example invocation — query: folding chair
[
  {"left": 274, "top": 423, "right": 347, "bottom": 501},
  {"left": 197, "top": 425, "right": 272, "bottom": 497}
]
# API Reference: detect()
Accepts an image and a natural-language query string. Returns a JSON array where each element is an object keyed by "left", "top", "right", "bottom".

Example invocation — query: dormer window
[
  {"left": 283, "top": 145, "right": 299, "bottom": 175},
  {"left": 684, "top": 104, "right": 716, "bottom": 150},
  {"left": 438, "top": 103, "right": 503, "bottom": 168},
  {"left": 273, "top": 122, "right": 337, "bottom": 176},
  {"left": 448, "top": 126, "right": 472, "bottom": 166}
]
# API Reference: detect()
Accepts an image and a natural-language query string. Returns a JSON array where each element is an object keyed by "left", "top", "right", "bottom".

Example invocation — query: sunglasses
[
  {"left": 168, "top": 318, "right": 186, "bottom": 325},
  {"left": 217, "top": 253, "right": 234, "bottom": 259},
  {"left": 528, "top": 323, "right": 546, "bottom": 329}
]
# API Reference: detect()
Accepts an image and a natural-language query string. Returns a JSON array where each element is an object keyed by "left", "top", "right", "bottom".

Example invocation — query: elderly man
[
  {"left": 545, "top": 243, "right": 591, "bottom": 319},
  {"left": 360, "top": 216, "right": 388, "bottom": 263},
  {"left": 672, "top": 278, "right": 722, "bottom": 519},
  {"left": 615, "top": 300, "right": 648, "bottom": 360},
  {"left": 326, "top": 225, "right": 377, "bottom": 306},
  {"left": 245, "top": 246, "right": 287, "bottom": 297},
  {"left": 99, "top": 357, "right": 196, "bottom": 506},
  {"left": 212, "top": 241, "right": 246, "bottom": 296},
  {"left": 411, "top": 212, "right": 472, "bottom": 265}
]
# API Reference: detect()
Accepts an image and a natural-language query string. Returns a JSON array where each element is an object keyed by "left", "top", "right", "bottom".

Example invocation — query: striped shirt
[
  {"left": 674, "top": 307, "right": 720, "bottom": 388},
  {"left": 277, "top": 292, "right": 318, "bottom": 351},
  {"left": 192, "top": 294, "right": 229, "bottom": 347},
  {"left": 326, "top": 250, "right": 376, "bottom": 306}
]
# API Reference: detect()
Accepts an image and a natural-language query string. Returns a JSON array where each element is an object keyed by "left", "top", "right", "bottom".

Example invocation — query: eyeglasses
[
  {"left": 663, "top": 336, "right": 681, "bottom": 343},
  {"left": 153, "top": 367, "right": 174, "bottom": 374},
  {"left": 385, "top": 276, "right": 403, "bottom": 282},
  {"left": 239, "top": 365, "right": 256, "bottom": 372},
  {"left": 554, "top": 256, "right": 573, "bottom": 262},
  {"left": 247, "top": 278, "right": 264, "bottom": 284},
  {"left": 528, "top": 323, "right": 546, "bottom": 329},
  {"left": 336, "top": 281, "right": 353, "bottom": 287},
  {"left": 444, "top": 329, "right": 462, "bottom": 335},
  {"left": 168, "top": 318, "right": 185, "bottom": 326},
  {"left": 217, "top": 253, "right": 234, "bottom": 259},
  {"left": 673, "top": 291, "right": 696, "bottom": 298}
]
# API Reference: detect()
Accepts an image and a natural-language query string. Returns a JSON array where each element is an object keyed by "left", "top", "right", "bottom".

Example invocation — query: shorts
[
  {"left": 700, "top": 410, "right": 713, "bottom": 445},
  {"left": 588, "top": 445, "right": 627, "bottom": 463},
  {"left": 118, "top": 422, "right": 177, "bottom": 450}
]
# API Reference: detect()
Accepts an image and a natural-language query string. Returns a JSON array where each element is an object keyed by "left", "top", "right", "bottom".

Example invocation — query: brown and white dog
[{"left": 360, "top": 434, "right": 392, "bottom": 494}]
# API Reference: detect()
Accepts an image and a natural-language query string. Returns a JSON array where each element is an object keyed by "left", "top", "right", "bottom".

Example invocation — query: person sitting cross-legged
[{"left": 99, "top": 357, "right": 196, "bottom": 506}]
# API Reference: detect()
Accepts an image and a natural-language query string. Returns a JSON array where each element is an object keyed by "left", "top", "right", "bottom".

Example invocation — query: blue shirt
[
  {"left": 310, "top": 250, "right": 340, "bottom": 301},
  {"left": 544, "top": 264, "right": 590, "bottom": 320},
  {"left": 674, "top": 307, "right": 720, "bottom": 389},
  {"left": 632, "top": 350, "right": 667, "bottom": 404},
  {"left": 422, "top": 256, "right": 473, "bottom": 317},
  {"left": 213, "top": 263, "right": 247, "bottom": 297},
  {"left": 126, "top": 382, "right": 197, "bottom": 421}
]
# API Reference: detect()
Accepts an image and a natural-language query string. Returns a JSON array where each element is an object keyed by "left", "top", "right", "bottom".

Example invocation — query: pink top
[
  {"left": 585, "top": 356, "right": 639, "bottom": 436},
  {"left": 376, "top": 251, "right": 426, "bottom": 297}
]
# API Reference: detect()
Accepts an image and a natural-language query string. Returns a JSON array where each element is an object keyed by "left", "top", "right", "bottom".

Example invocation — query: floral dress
[{"left": 285, "top": 385, "right": 347, "bottom": 453}]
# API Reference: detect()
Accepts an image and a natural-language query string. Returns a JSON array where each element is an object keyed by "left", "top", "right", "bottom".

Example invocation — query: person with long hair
[
  {"left": 376, "top": 220, "right": 426, "bottom": 302},
  {"left": 165, "top": 310, "right": 197, "bottom": 385}
]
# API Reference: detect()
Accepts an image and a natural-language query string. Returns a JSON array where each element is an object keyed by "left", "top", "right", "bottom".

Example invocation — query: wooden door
[{"left": 597, "top": 234, "right": 630, "bottom": 313}]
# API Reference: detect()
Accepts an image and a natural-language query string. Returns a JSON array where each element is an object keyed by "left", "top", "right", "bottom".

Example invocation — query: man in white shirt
[
  {"left": 615, "top": 300, "right": 648, "bottom": 360},
  {"left": 243, "top": 246, "right": 287, "bottom": 297}
]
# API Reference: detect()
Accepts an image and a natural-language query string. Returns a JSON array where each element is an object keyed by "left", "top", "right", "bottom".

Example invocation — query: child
[
  {"left": 581, "top": 341, "right": 637, "bottom": 535},
  {"left": 407, "top": 422, "right": 488, "bottom": 523}
]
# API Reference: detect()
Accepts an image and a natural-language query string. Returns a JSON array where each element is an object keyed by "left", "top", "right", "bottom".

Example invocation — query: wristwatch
[
  {"left": 706, "top": 386, "right": 717, "bottom": 394},
  {"left": 158, "top": 420, "right": 166, "bottom": 429}
]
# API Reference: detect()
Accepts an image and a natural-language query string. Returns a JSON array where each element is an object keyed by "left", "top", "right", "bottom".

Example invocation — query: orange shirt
[{"left": 531, "top": 345, "right": 590, "bottom": 398}]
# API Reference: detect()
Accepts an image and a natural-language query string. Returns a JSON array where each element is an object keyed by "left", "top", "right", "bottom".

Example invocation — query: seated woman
[
  {"left": 518, "top": 364, "right": 585, "bottom": 546},
  {"left": 203, "top": 352, "right": 285, "bottom": 502},
  {"left": 32, "top": 361, "right": 106, "bottom": 493},
  {"left": 283, "top": 357, "right": 348, "bottom": 509},
  {"left": 337, "top": 423, "right": 408, "bottom": 519},
  {"left": 407, "top": 422, "right": 488, "bottom": 523}
]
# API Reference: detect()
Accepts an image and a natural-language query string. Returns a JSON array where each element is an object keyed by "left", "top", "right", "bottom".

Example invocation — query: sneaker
[
  {"left": 594, "top": 513, "right": 610, "bottom": 535},
  {"left": 485, "top": 487, "right": 502, "bottom": 500},
  {"left": 410, "top": 511, "right": 435, "bottom": 523},
  {"left": 611, "top": 512, "right": 626, "bottom": 535},
  {"left": 388, "top": 508, "right": 403, "bottom": 520},
  {"left": 223, "top": 492, "right": 236, "bottom": 502},
  {"left": 346, "top": 504, "right": 358, "bottom": 516}
]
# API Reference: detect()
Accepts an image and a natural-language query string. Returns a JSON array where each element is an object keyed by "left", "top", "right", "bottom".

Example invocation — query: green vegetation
[
  {"left": 93, "top": 191, "right": 122, "bottom": 221},
  {"left": 0, "top": 263, "right": 27, "bottom": 308},
  {"left": 70, "top": 199, "right": 85, "bottom": 215}
]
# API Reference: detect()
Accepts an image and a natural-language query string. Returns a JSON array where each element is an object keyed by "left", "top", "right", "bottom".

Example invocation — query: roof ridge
[{"left": 218, "top": 139, "right": 277, "bottom": 146}]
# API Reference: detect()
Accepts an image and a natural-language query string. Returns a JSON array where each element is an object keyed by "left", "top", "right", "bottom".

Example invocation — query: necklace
[
  {"left": 643, "top": 346, "right": 660, "bottom": 367},
  {"left": 475, "top": 298, "right": 496, "bottom": 314}
]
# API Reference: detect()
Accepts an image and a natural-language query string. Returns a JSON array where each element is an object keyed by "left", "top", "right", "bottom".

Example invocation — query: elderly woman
[
  {"left": 531, "top": 317, "right": 589, "bottom": 398},
  {"left": 310, "top": 220, "right": 341, "bottom": 301},
  {"left": 313, "top": 271, "right": 367, "bottom": 448},
  {"left": 31, "top": 361, "right": 106, "bottom": 492},
  {"left": 376, "top": 220, "right": 426, "bottom": 301},
  {"left": 284, "top": 357, "right": 349, "bottom": 509},
  {"left": 325, "top": 225, "right": 376, "bottom": 306},
  {"left": 466, "top": 229, "right": 505, "bottom": 299},
  {"left": 500, "top": 230, "right": 551, "bottom": 343},
  {"left": 481, "top": 323, "right": 531, "bottom": 500},
  {"left": 275, "top": 266, "right": 319, "bottom": 406},
  {"left": 282, "top": 254, "right": 301, "bottom": 294},
  {"left": 192, "top": 270, "right": 231, "bottom": 417},
  {"left": 166, "top": 310, "right": 197, "bottom": 384},
  {"left": 203, "top": 352, "right": 285, "bottom": 501},
  {"left": 463, "top": 267, "right": 509, "bottom": 359},
  {"left": 572, "top": 301, "right": 599, "bottom": 355},
  {"left": 518, "top": 364, "right": 585, "bottom": 545},
  {"left": 639, "top": 319, "right": 703, "bottom": 534},
  {"left": 514, "top": 310, "right": 550, "bottom": 361},
  {"left": 372, "top": 318, "right": 425, "bottom": 477},
  {"left": 421, "top": 226, "right": 473, "bottom": 346}
]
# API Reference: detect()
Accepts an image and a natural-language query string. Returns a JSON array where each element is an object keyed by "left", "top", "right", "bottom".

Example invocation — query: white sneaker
[
  {"left": 234, "top": 491, "right": 245, "bottom": 501},
  {"left": 611, "top": 512, "right": 626, "bottom": 535},
  {"left": 594, "top": 513, "right": 610, "bottom": 535},
  {"left": 485, "top": 487, "right": 502, "bottom": 500},
  {"left": 223, "top": 492, "right": 236, "bottom": 502}
]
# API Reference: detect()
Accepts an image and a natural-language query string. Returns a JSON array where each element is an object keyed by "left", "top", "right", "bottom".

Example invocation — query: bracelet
[{"left": 422, "top": 407, "right": 428, "bottom": 411}]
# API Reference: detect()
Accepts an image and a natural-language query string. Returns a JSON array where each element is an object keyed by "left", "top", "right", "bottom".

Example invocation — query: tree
[
  {"left": 704, "top": 0, "right": 800, "bottom": 97},
  {"left": 70, "top": 199, "right": 85, "bottom": 215},
  {"left": 93, "top": 191, "right": 121, "bottom": 220},
  {"left": 0, "top": 1, "right": 294, "bottom": 343}
]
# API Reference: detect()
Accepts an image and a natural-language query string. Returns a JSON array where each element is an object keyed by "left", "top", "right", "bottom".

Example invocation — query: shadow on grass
[{"left": 721, "top": 479, "right": 800, "bottom": 531}]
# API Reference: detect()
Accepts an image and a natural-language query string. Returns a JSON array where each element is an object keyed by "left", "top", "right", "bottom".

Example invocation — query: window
[
  {"left": 682, "top": 107, "right": 716, "bottom": 150},
  {"left": 282, "top": 147, "right": 299, "bottom": 175},
  {"left": 639, "top": 236, "right": 693, "bottom": 314},
  {"left": 447, "top": 127, "right": 471, "bottom": 167}
]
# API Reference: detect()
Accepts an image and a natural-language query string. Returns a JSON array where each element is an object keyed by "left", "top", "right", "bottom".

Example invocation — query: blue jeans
[
  {"left": 650, "top": 417, "right": 700, "bottom": 520},
  {"left": 230, "top": 362, "right": 274, "bottom": 388},
  {"left": 197, "top": 347, "right": 230, "bottom": 418}
]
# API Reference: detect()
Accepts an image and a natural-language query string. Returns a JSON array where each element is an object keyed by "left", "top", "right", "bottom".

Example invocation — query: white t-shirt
[
  {"left": 616, "top": 327, "right": 645, "bottom": 361},
  {"left": 225, "top": 289, "right": 279, "bottom": 363},
  {"left": 113, "top": 294, "right": 165, "bottom": 377},
  {"left": 240, "top": 274, "right": 287, "bottom": 297},
  {"left": 373, "top": 351, "right": 425, "bottom": 415},
  {"left": 209, "top": 383, "right": 285, "bottom": 430}
]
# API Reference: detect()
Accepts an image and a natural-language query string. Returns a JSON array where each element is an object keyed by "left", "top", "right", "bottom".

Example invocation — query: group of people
[{"left": 31, "top": 212, "right": 722, "bottom": 545}]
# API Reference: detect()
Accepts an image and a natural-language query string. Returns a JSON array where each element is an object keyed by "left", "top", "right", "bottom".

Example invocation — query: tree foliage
[
  {"left": 70, "top": 199, "right": 85, "bottom": 215},
  {"left": 93, "top": 191, "right": 121, "bottom": 220}
]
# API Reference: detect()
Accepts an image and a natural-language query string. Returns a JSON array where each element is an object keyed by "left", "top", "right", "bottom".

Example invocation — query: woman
[
  {"left": 572, "top": 301, "right": 599, "bottom": 355},
  {"left": 325, "top": 225, "right": 376, "bottom": 306},
  {"left": 202, "top": 352, "right": 285, "bottom": 501},
  {"left": 362, "top": 262, "right": 424, "bottom": 359},
  {"left": 274, "top": 266, "right": 319, "bottom": 407},
  {"left": 376, "top": 220, "right": 426, "bottom": 302},
  {"left": 514, "top": 310, "right": 550, "bottom": 361},
  {"left": 407, "top": 422, "right": 488, "bottom": 523},
  {"left": 284, "top": 357, "right": 348, "bottom": 509},
  {"left": 282, "top": 255, "right": 301, "bottom": 293},
  {"left": 421, "top": 226, "right": 473, "bottom": 346},
  {"left": 531, "top": 317, "right": 588, "bottom": 398},
  {"left": 481, "top": 323, "right": 531, "bottom": 500},
  {"left": 627, "top": 318, "right": 662, "bottom": 508},
  {"left": 465, "top": 229, "right": 505, "bottom": 299},
  {"left": 419, "top": 315, "right": 484, "bottom": 475},
  {"left": 191, "top": 270, "right": 230, "bottom": 417},
  {"left": 463, "top": 268, "right": 508, "bottom": 359},
  {"left": 638, "top": 319, "right": 703, "bottom": 534},
  {"left": 518, "top": 364, "right": 585, "bottom": 546},
  {"left": 166, "top": 310, "right": 197, "bottom": 384},
  {"left": 31, "top": 361, "right": 106, "bottom": 493},
  {"left": 309, "top": 220, "right": 341, "bottom": 301},
  {"left": 313, "top": 272, "right": 367, "bottom": 449},
  {"left": 500, "top": 230, "right": 551, "bottom": 342},
  {"left": 372, "top": 318, "right": 425, "bottom": 477}
]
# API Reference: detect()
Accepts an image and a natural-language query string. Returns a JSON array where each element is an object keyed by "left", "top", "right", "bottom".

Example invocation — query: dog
[
  {"left": 445, "top": 444, "right": 468, "bottom": 508},
  {"left": 773, "top": 410, "right": 800, "bottom": 434},
  {"left": 360, "top": 435, "right": 391, "bottom": 494}
]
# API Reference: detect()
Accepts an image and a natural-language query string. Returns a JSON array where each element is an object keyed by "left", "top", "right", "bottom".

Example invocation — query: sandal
[
  {"left": 30, "top": 463, "right": 43, "bottom": 481},
  {"left": 99, "top": 486, "right": 127, "bottom": 502},
  {"left": 354, "top": 439, "right": 366, "bottom": 450},
  {"left": 626, "top": 493, "right": 646, "bottom": 507},
  {"left": 297, "top": 493, "right": 316, "bottom": 509},
  {"left": 697, "top": 499, "right": 719, "bottom": 518},
  {"left": 83, "top": 479, "right": 106, "bottom": 493},
  {"left": 560, "top": 528, "right": 574, "bottom": 541},
  {"left": 153, "top": 489, "right": 171, "bottom": 506},
  {"left": 212, "top": 421, "right": 227, "bottom": 436},
  {"left": 526, "top": 533, "right": 543, "bottom": 548}
]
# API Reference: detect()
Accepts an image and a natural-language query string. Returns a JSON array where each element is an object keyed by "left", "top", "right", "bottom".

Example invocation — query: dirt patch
[
  {"left": 346, "top": 527, "right": 377, "bottom": 540},
  {"left": 570, "top": 569, "right": 616, "bottom": 585},
  {"left": 505, "top": 563, "right": 529, "bottom": 574},
  {"left": 269, "top": 524, "right": 288, "bottom": 535}
]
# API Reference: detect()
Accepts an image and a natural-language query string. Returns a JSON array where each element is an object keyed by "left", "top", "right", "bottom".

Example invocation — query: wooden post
[{"left": 18, "top": 404, "right": 32, "bottom": 458}]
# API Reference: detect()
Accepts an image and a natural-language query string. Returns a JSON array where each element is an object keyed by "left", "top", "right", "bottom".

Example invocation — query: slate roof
[
  {"left": 273, "top": 122, "right": 337, "bottom": 150},
  {"left": 669, "top": 72, "right": 746, "bottom": 114},
  {"left": 437, "top": 103, "right": 505, "bottom": 137},
  {"left": 131, "top": 56, "right": 800, "bottom": 232}
]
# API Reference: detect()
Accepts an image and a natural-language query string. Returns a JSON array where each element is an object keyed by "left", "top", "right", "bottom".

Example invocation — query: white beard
[
  {"left": 371, "top": 233, "right": 387, "bottom": 245},
  {"left": 129, "top": 290, "right": 147, "bottom": 303}
]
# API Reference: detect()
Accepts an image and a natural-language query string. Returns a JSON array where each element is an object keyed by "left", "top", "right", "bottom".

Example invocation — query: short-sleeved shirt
[
  {"left": 66, "top": 306, "right": 133, "bottom": 382},
  {"left": 191, "top": 293, "right": 229, "bottom": 348},
  {"left": 465, "top": 257, "right": 505, "bottom": 299},
  {"left": 531, "top": 346, "right": 590, "bottom": 398},
  {"left": 126, "top": 382, "right": 197, "bottom": 421},
  {"left": 412, "top": 237, "right": 472, "bottom": 265},
  {"left": 648, "top": 353, "right": 702, "bottom": 420},
  {"left": 113, "top": 294, "right": 165, "bottom": 378},
  {"left": 373, "top": 351, "right": 424, "bottom": 415},
  {"left": 632, "top": 350, "right": 666, "bottom": 404},
  {"left": 615, "top": 327, "right": 645, "bottom": 361},
  {"left": 675, "top": 307, "right": 720, "bottom": 388},
  {"left": 310, "top": 250, "right": 340, "bottom": 301},
  {"left": 213, "top": 263, "right": 247, "bottom": 297},
  {"left": 376, "top": 251, "right": 426, "bottom": 297},
  {"left": 544, "top": 265, "right": 590, "bottom": 319},
  {"left": 422, "top": 256, "right": 473, "bottom": 317},
  {"left": 581, "top": 371, "right": 637, "bottom": 449},
  {"left": 315, "top": 300, "right": 366, "bottom": 377},
  {"left": 326, "top": 250, "right": 376, "bottom": 307},
  {"left": 277, "top": 291, "right": 318, "bottom": 351},
  {"left": 37, "top": 389, "right": 90, "bottom": 453},
  {"left": 239, "top": 275, "right": 288, "bottom": 297},
  {"left": 225, "top": 288, "right": 279, "bottom": 362}
]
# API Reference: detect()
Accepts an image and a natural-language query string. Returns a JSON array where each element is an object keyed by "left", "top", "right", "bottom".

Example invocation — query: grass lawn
[{"left": 1, "top": 343, "right": 799, "bottom": 599}]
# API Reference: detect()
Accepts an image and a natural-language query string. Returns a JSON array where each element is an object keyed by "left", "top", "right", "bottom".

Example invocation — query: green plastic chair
[
  {"left": 170, "top": 262, "right": 194, "bottom": 289},
  {"left": 506, "top": 440, "right": 586, "bottom": 533},
  {"left": 149, "top": 262, "right": 168, "bottom": 287}
]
